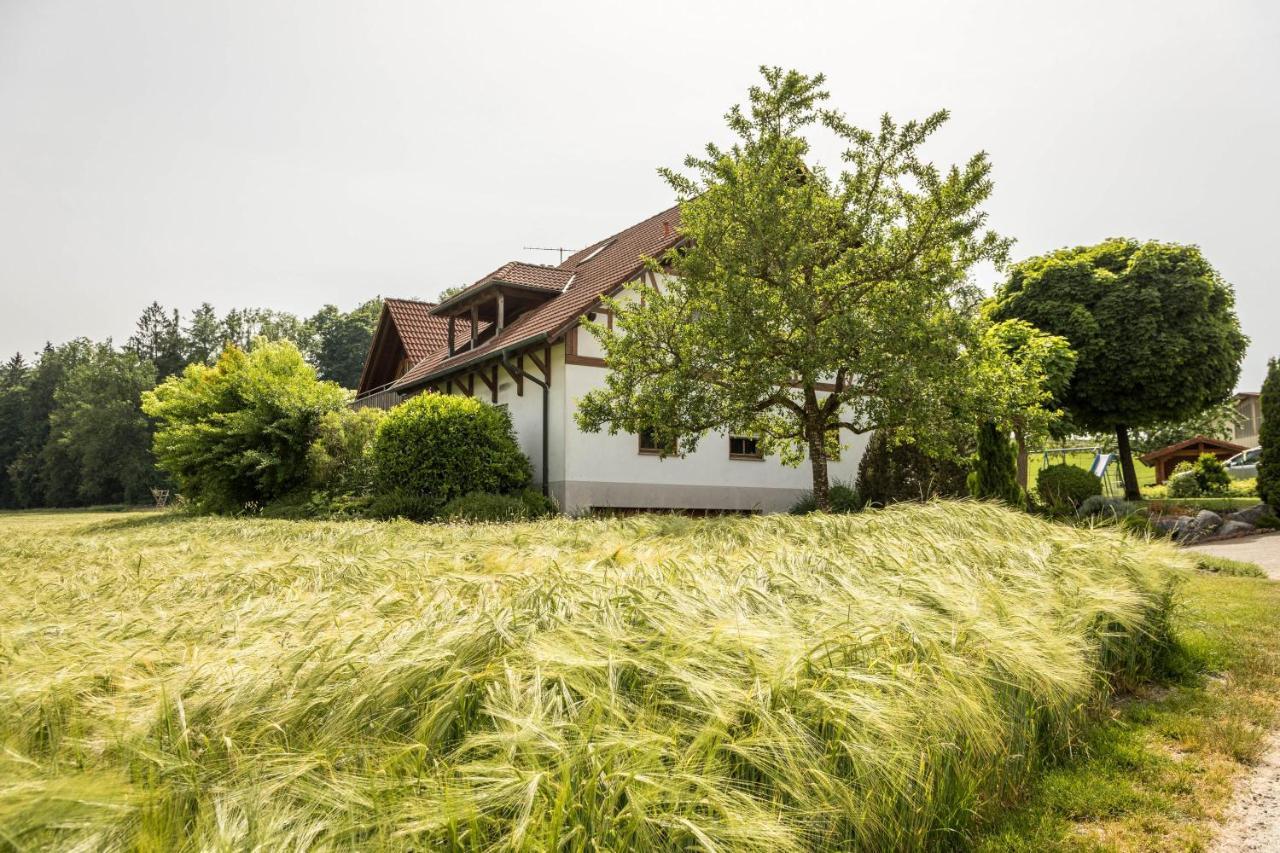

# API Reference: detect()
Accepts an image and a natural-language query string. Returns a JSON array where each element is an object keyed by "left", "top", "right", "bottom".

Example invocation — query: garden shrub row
[{"left": 145, "top": 340, "right": 549, "bottom": 521}]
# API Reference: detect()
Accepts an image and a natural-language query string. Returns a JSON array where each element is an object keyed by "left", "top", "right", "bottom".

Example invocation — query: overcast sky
[{"left": 1, "top": 1, "right": 1276, "bottom": 388}]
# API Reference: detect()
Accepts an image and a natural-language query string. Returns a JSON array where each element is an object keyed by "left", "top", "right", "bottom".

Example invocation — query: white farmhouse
[{"left": 355, "top": 205, "right": 868, "bottom": 513}]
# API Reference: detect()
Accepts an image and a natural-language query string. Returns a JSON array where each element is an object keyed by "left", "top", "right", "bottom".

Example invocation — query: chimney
[{"left": 662, "top": 220, "right": 672, "bottom": 237}]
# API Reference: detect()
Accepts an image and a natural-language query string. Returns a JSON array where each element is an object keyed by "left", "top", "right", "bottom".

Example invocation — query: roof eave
[{"left": 394, "top": 331, "right": 552, "bottom": 392}]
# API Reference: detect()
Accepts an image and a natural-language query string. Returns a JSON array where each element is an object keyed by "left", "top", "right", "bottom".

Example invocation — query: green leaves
[
  {"left": 141, "top": 340, "right": 349, "bottom": 512},
  {"left": 576, "top": 67, "right": 1013, "bottom": 502},
  {"left": 1258, "top": 358, "right": 1280, "bottom": 509},
  {"left": 991, "top": 239, "right": 1248, "bottom": 432},
  {"left": 370, "top": 394, "right": 532, "bottom": 513}
]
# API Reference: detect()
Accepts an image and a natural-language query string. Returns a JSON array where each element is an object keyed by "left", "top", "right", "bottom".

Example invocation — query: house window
[
  {"left": 638, "top": 428, "right": 675, "bottom": 455},
  {"left": 729, "top": 436, "right": 763, "bottom": 460}
]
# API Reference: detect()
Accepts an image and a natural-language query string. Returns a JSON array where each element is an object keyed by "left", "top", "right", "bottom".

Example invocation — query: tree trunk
[
  {"left": 807, "top": 423, "right": 831, "bottom": 511},
  {"left": 1014, "top": 428, "right": 1029, "bottom": 491},
  {"left": 1115, "top": 424, "right": 1141, "bottom": 500}
]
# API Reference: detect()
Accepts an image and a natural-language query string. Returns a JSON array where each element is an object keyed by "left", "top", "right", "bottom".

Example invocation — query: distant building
[{"left": 1232, "top": 391, "right": 1262, "bottom": 448}]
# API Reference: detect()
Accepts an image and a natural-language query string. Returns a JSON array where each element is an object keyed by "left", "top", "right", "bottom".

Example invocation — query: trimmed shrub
[
  {"left": 1036, "top": 463, "right": 1101, "bottom": 510},
  {"left": 1168, "top": 454, "right": 1232, "bottom": 499},
  {"left": 1077, "top": 495, "right": 1139, "bottom": 519},
  {"left": 141, "top": 341, "right": 349, "bottom": 513},
  {"left": 856, "top": 429, "right": 970, "bottom": 507},
  {"left": 1257, "top": 358, "right": 1279, "bottom": 509},
  {"left": 372, "top": 394, "right": 532, "bottom": 511},
  {"left": 967, "top": 422, "right": 1024, "bottom": 507},
  {"left": 440, "top": 490, "right": 558, "bottom": 523},
  {"left": 307, "top": 407, "right": 385, "bottom": 497},
  {"left": 1192, "top": 453, "right": 1231, "bottom": 495}
]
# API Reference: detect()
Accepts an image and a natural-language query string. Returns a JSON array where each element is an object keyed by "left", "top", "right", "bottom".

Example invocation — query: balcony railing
[{"left": 352, "top": 382, "right": 402, "bottom": 411}]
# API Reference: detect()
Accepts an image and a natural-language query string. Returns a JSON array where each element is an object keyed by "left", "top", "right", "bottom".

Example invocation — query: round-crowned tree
[
  {"left": 990, "top": 239, "right": 1248, "bottom": 499},
  {"left": 371, "top": 394, "right": 531, "bottom": 511}
]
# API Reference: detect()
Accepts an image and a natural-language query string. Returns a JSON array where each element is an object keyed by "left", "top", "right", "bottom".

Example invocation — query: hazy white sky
[{"left": 1, "top": 0, "right": 1276, "bottom": 388}]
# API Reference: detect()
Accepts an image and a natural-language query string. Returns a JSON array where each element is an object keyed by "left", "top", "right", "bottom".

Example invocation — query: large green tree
[
  {"left": 975, "top": 318, "right": 1076, "bottom": 489},
  {"left": 184, "top": 302, "right": 226, "bottom": 366},
  {"left": 6, "top": 340, "right": 92, "bottom": 507},
  {"left": 305, "top": 298, "right": 383, "bottom": 388},
  {"left": 44, "top": 343, "right": 162, "bottom": 505},
  {"left": 575, "top": 67, "right": 1010, "bottom": 508},
  {"left": 127, "top": 301, "right": 187, "bottom": 379},
  {"left": 0, "top": 354, "right": 30, "bottom": 508},
  {"left": 990, "top": 239, "right": 1248, "bottom": 499}
]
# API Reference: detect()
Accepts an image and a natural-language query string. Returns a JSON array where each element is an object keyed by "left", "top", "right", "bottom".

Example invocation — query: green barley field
[{"left": 0, "top": 504, "right": 1186, "bottom": 851}]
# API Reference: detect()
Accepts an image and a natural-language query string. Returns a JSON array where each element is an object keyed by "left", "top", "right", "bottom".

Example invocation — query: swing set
[{"left": 1037, "top": 446, "right": 1127, "bottom": 496}]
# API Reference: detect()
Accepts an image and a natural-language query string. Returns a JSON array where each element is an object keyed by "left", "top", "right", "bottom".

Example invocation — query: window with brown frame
[
  {"left": 638, "top": 428, "right": 675, "bottom": 455},
  {"left": 729, "top": 435, "right": 763, "bottom": 460}
]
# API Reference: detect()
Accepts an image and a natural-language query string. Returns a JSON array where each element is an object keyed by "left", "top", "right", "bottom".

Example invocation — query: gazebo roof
[{"left": 1138, "top": 435, "right": 1246, "bottom": 465}]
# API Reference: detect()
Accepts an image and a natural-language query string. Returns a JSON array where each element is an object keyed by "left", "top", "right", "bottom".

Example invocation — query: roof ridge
[{"left": 559, "top": 202, "right": 681, "bottom": 269}]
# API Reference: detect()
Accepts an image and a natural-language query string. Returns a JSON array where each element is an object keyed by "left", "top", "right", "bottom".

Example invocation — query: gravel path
[
  {"left": 1188, "top": 534, "right": 1280, "bottom": 580},
  {"left": 1188, "top": 534, "right": 1280, "bottom": 850},
  {"left": 1216, "top": 737, "right": 1280, "bottom": 852}
]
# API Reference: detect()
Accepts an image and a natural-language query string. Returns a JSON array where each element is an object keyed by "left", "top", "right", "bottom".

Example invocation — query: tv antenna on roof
[{"left": 523, "top": 246, "right": 580, "bottom": 264}]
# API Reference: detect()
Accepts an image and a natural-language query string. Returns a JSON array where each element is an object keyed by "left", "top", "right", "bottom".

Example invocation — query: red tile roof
[
  {"left": 432, "top": 262, "right": 575, "bottom": 315},
  {"left": 383, "top": 298, "right": 451, "bottom": 361},
  {"left": 392, "top": 203, "right": 682, "bottom": 390}
]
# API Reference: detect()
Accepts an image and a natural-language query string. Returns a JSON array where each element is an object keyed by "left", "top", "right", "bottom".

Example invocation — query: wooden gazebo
[{"left": 1138, "top": 435, "right": 1246, "bottom": 484}]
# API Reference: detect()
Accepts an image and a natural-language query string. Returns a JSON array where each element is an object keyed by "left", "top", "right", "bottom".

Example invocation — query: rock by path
[
  {"left": 1187, "top": 534, "right": 1280, "bottom": 580},
  {"left": 1216, "top": 735, "right": 1280, "bottom": 851}
]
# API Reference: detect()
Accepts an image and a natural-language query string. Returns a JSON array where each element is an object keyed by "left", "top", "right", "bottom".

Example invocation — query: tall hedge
[
  {"left": 371, "top": 394, "right": 531, "bottom": 510},
  {"left": 1259, "top": 358, "right": 1280, "bottom": 509}
]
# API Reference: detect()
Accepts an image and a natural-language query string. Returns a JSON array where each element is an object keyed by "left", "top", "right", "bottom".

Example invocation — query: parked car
[{"left": 1224, "top": 446, "right": 1261, "bottom": 479}]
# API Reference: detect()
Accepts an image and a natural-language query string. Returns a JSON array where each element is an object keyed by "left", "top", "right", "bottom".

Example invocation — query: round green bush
[
  {"left": 1035, "top": 463, "right": 1102, "bottom": 510},
  {"left": 372, "top": 395, "right": 532, "bottom": 510}
]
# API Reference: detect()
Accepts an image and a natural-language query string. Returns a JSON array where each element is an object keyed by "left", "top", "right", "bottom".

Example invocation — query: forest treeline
[{"left": 0, "top": 298, "right": 381, "bottom": 508}]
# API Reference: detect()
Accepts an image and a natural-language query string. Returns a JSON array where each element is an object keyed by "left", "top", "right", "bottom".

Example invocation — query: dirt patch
[{"left": 1215, "top": 734, "right": 1280, "bottom": 851}]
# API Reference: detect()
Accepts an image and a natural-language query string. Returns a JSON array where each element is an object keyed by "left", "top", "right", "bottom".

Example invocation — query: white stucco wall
[
  {"left": 448, "top": 344, "right": 566, "bottom": 489},
  {"left": 554, "top": 357, "right": 868, "bottom": 514}
]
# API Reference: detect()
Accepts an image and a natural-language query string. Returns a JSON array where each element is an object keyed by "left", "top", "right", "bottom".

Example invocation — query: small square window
[
  {"left": 729, "top": 436, "right": 763, "bottom": 459},
  {"left": 638, "top": 428, "right": 675, "bottom": 455}
]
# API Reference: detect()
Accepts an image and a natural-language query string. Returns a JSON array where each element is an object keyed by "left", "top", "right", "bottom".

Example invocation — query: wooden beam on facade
[
  {"left": 476, "top": 366, "right": 495, "bottom": 402},
  {"left": 470, "top": 305, "right": 478, "bottom": 348},
  {"left": 447, "top": 315, "right": 456, "bottom": 356},
  {"left": 527, "top": 347, "right": 548, "bottom": 383}
]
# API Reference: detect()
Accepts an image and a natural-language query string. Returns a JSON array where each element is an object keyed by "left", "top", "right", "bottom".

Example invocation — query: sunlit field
[{"left": 0, "top": 504, "right": 1185, "bottom": 851}]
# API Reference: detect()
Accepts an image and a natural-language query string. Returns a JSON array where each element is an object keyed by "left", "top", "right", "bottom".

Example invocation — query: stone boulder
[
  {"left": 1191, "top": 509, "right": 1223, "bottom": 534},
  {"left": 1151, "top": 514, "right": 1199, "bottom": 542},
  {"left": 1217, "top": 520, "right": 1257, "bottom": 539},
  {"left": 1228, "top": 504, "right": 1277, "bottom": 526}
]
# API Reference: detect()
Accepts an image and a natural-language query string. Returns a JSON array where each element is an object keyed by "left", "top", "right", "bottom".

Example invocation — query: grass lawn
[
  {"left": 1, "top": 506, "right": 1276, "bottom": 850},
  {"left": 1027, "top": 449, "right": 1158, "bottom": 492},
  {"left": 975, "top": 568, "right": 1280, "bottom": 850}
]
